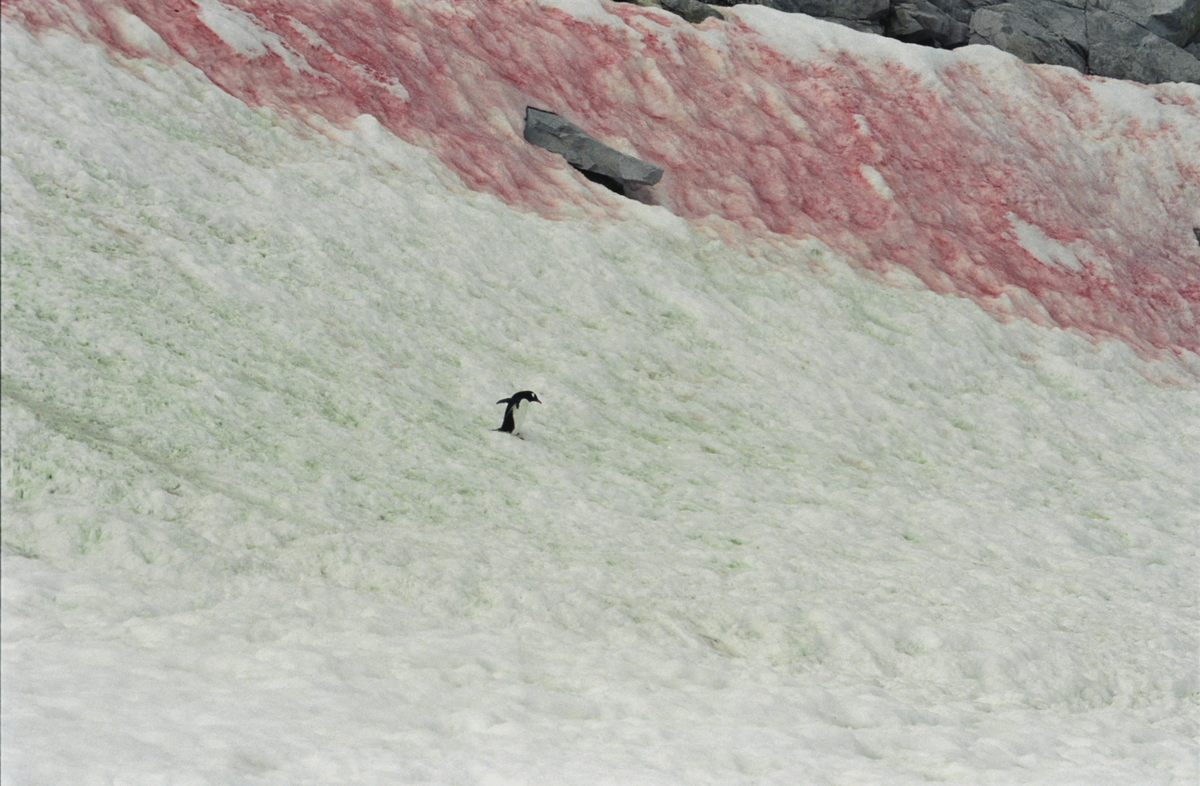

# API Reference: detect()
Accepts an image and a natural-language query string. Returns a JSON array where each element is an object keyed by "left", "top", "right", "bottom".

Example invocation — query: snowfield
[{"left": 2, "top": 2, "right": 1199, "bottom": 784}]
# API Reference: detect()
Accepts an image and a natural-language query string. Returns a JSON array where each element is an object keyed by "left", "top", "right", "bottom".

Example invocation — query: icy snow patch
[
  {"left": 194, "top": 0, "right": 315, "bottom": 74},
  {"left": 1009, "top": 213, "right": 1115, "bottom": 278},
  {"left": 107, "top": 9, "right": 173, "bottom": 60},
  {"left": 859, "top": 164, "right": 894, "bottom": 200},
  {"left": 535, "top": 0, "right": 625, "bottom": 26}
]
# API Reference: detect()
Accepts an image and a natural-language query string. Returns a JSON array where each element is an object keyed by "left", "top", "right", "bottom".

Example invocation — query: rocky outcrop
[
  {"left": 705, "top": 0, "right": 1200, "bottom": 84},
  {"left": 1093, "top": 0, "right": 1200, "bottom": 46},
  {"left": 523, "top": 107, "right": 664, "bottom": 196},
  {"left": 1087, "top": 7, "right": 1200, "bottom": 83},
  {"left": 731, "top": 0, "right": 892, "bottom": 20},
  {"left": 661, "top": 0, "right": 726, "bottom": 21},
  {"left": 887, "top": 0, "right": 970, "bottom": 46},
  {"left": 614, "top": 0, "right": 726, "bottom": 23},
  {"left": 709, "top": 0, "right": 889, "bottom": 33},
  {"left": 968, "top": 1, "right": 1088, "bottom": 71}
]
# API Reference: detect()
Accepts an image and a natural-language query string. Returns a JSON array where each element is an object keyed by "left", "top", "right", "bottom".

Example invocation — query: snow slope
[
  {"left": 2, "top": 1, "right": 1199, "bottom": 784},
  {"left": 7, "top": 0, "right": 1199, "bottom": 355}
]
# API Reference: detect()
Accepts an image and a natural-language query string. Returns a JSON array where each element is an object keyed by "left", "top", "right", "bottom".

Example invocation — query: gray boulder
[
  {"left": 523, "top": 108, "right": 664, "bottom": 195},
  {"left": 1027, "top": 0, "right": 1089, "bottom": 53},
  {"left": 887, "top": 0, "right": 971, "bottom": 45},
  {"left": 833, "top": 18, "right": 887, "bottom": 32},
  {"left": 969, "top": 2, "right": 1087, "bottom": 70},
  {"left": 661, "top": 0, "right": 726, "bottom": 22},
  {"left": 709, "top": 0, "right": 891, "bottom": 22},
  {"left": 1087, "top": 8, "right": 1200, "bottom": 82},
  {"left": 613, "top": 0, "right": 725, "bottom": 23},
  {"left": 965, "top": 0, "right": 1199, "bottom": 82},
  {"left": 705, "top": 0, "right": 1200, "bottom": 82},
  {"left": 1091, "top": 0, "right": 1200, "bottom": 46},
  {"left": 915, "top": 0, "right": 979, "bottom": 24}
]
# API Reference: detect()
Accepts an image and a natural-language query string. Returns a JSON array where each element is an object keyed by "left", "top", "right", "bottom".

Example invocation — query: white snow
[
  {"left": 193, "top": 0, "right": 315, "bottom": 74},
  {"left": 730, "top": 3, "right": 958, "bottom": 75},
  {"left": 536, "top": 0, "right": 625, "bottom": 27},
  {"left": 1007, "top": 214, "right": 1120, "bottom": 279},
  {"left": 107, "top": 9, "right": 174, "bottom": 61},
  {"left": 2, "top": 17, "right": 1198, "bottom": 786},
  {"left": 859, "top": 164, "right": 894, "bottom": 201}
]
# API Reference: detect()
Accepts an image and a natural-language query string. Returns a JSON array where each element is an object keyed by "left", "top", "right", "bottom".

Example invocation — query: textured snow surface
[
  {"left": 2, "top": 3, "right": 1199, "bottom": 786},
  {"left": 6, "top": 0, "right": 1200, "bottom": 356}
]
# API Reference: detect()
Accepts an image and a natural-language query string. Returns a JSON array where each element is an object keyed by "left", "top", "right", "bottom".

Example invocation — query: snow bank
[{"left": 5, "top": 0, "right": 1199, "bottom": 357}]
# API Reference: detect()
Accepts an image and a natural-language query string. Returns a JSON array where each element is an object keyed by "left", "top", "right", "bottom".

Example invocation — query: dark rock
[
  {"left": 709, "top": 0, "right": 1200, "bottom": 83},
  {"left": 1092, "top": 0, "right": 1200, "bottom": 47},
  {"left": 523, "top": 107, "right": 664, "bottom": 195},
  {"left": 1026, "top": 0, "right": 1089, "bottom": 53},
  {"left": 1194, "top": 227, "right": 1200, "bottom": 245},
  {"left": 887, "top": 0, "right": 971, "bottom": 46},
  {"left": 1088, "top": 8, "right": 1200, "bottom": 82},
  {"left": 711, "top": 0, "right": 890, "bottom": 22},
  {"left": 661, "top": 0, "right": 726, "bottom": 22},
  {"left": 969, "top": 2, "right": 1087, "bottom": 70},
  {"left": 613, "top": 0, "right": 725, "bottom": 23},
  {"left": 918, "top": 0, "right": 978, "bottom": 25},
  {"left": 831, "top": 18, "right": 886, "bottom": 33}
]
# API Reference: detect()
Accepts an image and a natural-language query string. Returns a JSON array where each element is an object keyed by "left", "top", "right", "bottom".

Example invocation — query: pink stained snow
[{"left": 5, "top": 0, "right": 1198, "bottom": 357}]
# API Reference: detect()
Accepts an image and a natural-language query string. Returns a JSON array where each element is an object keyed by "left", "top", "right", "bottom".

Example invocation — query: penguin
[{"left": 495, "top": 390, "right": 541, "bottom": 436}]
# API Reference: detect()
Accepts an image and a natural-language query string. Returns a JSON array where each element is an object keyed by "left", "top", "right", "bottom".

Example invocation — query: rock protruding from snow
[
  {"left": 615, "top": 0, "right": 726, "bottom": 23},
  {"left": 523, "top": 107, "right": 664, "bottom": 195},
  {"left": 710, "top": 0, "right": 888, "bottom": 33},
  {"left": 663, "top": 0, "right": 727, "bottom": 22},
  {"left": 716, "top": 0, "right": 890, "bottom": 21},
  {"left": 886, "top": 0, "right": 970, "bottom": 46}
]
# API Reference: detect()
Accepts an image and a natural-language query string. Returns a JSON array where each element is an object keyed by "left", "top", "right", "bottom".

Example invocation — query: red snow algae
[{"left": 5, "top": 0, "right": 1198, "bottom": 357}]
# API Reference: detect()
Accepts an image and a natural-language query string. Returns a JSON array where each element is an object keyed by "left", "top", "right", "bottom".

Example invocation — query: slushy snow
[{"left": 2, "top": 5, "right": 1199, "bottom": 786}]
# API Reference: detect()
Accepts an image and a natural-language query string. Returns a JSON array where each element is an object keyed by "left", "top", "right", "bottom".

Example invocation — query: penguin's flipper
[{"left": 496, "top": 397, "right": 512, "bottom": 405}]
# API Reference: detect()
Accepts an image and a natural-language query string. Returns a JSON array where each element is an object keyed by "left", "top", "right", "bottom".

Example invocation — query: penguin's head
[{"left": 515, "top": 390, "right": 541, "bottom": 405}]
